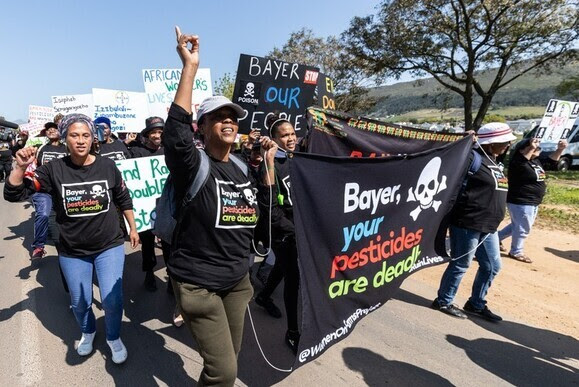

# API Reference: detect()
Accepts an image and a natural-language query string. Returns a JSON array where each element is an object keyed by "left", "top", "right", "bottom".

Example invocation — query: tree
[
  {"left": 214, "top": 72, "right": 235, "bottom": 100},
  {"left": 269, "top": 28, "right": 376, "bottom": 113},
  {"left": 555, "top": 74, "right": 579, "bottom": 100},
  {"left": 344, "top": 0, "right": 579, "bottom": 130}
]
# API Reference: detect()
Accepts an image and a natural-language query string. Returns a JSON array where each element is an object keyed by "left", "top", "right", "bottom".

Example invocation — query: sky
[{"left": 0, "top": 0, "right": 380, "bottom": 122}]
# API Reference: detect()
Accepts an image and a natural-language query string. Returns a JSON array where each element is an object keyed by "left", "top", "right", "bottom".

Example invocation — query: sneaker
[
  {"left": 30, "top": 247, "right": 46, "bottom": 261},
  {"left": 107, "top": 338, "right": 128, "bottom": 364},
  {"left": 285, "top": 329, "right": 300, "bottom": 355},
  {"left": 144, "top": 271, "right": 157, "bottom": 292},
  {"left": 432, "top": 298, "right": 467, "bottom": 319},
  {"left": 255, "top": 294, "right": 282, "bottom": 318},
  {"left": 499, "top": 242, "right": 507, "bottom": 253},
  {"left": 77, "top": 332, "right": 96, "bottom": 356},
  {"left": 463, "top": 300, "right": 502, "bottom": 321}
]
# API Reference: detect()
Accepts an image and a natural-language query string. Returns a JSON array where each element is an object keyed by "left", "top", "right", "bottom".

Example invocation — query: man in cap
[{"left": 130, "top": 116, "right": 170, "bottom": 291}]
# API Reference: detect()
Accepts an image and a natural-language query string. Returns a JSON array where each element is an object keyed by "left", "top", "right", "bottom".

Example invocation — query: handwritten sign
[
  {"left": 29, "top": 105, "right": 55, "bottom": 126},
  {"left": 92, "top": 88, "right": 148, "bottom": 133},
  {"left": 232, "top": 54, "right": 319, "bottom": 135},
  {"left": 536, "top": 99, "right": 579, "bottom": 143},
  {"left": 115, "top": 155, "right": 169, "bottom": 232},
  {"left": 142, "top": 68, "right": 212, "bottom": 120},
  {"left": 316, "top": 73, "right": 336, "bottom": 110},
  {"left": 52, "top": 94, "right": 94, "bottom": 117},
  {"left": 18, "top": 122, "right": 45, "bottom": 143}
]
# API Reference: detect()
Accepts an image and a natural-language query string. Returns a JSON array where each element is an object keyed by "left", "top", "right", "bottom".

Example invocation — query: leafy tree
[
  {"left": 344, "top": 0, "right": 579, "bottom": 130},
  {"left": 269, "top": 28, "right": 376, "bottom": 113},
  {"left": 555, "top": 74, "right": 579, "bottom": 100},
  {"left": 214, "top": 72, "right": 235, "bottom": 100}
]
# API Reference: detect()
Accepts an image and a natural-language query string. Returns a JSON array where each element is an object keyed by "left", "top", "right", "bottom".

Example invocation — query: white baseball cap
[{"left": 197, "top": 96, "right": 244, "bottom": 124}]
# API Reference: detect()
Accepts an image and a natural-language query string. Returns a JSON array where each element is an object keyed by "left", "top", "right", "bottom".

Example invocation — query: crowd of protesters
[{"left": 0, "top": 27, "right": 569, "bottom": 386}]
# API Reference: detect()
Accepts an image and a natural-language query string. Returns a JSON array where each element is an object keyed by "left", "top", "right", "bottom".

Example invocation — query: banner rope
[{"left": 247, "top": 304, "right": 294, "bottom": 373}]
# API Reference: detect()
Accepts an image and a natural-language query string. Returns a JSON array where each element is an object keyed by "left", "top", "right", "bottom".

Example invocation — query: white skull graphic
[
  {"left": 91, "top": 184, "right": 105, "bottom": 198},
  {"left": 244, "top": 82, "right": 255, "bottom": 98},
  {"left": 243, "top": 188, "right": 257, "bottom": 206},
  {"left": 407, "top": 157, "right": 447, "bottom": 221}
]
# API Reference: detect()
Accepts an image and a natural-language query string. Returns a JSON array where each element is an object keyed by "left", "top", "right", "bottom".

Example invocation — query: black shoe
[
  {"left": 255, "top": 294, "right": 282, "bottom": 318},
  {"left": 285, "top": 329, "right": 300, "bottom": 355},
  {"left": 463, "top": 301, "right": 502, "bottom": 321},
  {"left": 432, "top": 298, "right": 467, "bottom": 319},
  {"left": 144, "top": 271, "right": 157, "bottom": 291}
]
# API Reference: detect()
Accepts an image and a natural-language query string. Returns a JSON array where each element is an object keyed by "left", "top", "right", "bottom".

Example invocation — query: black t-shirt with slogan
[
  {"left": 4, "top": 155, "right": 133, "bottom": 257},
  {"left": 507, "top": 151, "right": 546, "bottom": 206},
  {"left": 99, "top": 140, "right": 132, "bottom": 161},
  {"left": 36, "top": 143, "right": 67, "bottom": 166},
  {"left": 451, "top": 148, "right": 508, "bottom": 233},
  {"left": 163, "top": 103, "right": 259, "bottom": 291}
]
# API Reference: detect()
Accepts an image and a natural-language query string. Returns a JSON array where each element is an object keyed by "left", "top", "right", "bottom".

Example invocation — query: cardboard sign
[
  {"left": 52, "top": 94, "right": 95, "bottom": 117},
  {"left": 115, "top": 155, "right": 168, "bottom": 232},
  {"left": 536, "top": 99, "right": 579, "bottom": 143},
  {"left": 232, "top": 54, "right": 319, "bottom": 135},
  {"left": 28, "top": 105, "right": 55, "bottom": 126},
  {"left": 142, "top": 68, "right": 213, "bottom": 120},
  {"left": 92, "top": 88, "right": 149, "bottom": 133},
  {"left": 315, "top": 73, "right": 336, "bottom": 110}
]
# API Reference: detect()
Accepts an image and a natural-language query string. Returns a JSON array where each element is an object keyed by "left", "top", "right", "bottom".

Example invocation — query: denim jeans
[
  {"left": 437, "top": 225, "right": 502, "bottom": 310},
  {"left": 59, "top": 244, "right": 125, "bottom": 341},
  {"left": 498, "top": 203, "right": 538, "bottom": 256},
  {"left": 31, "top": 192, "right": 52, "bottom": 249}
]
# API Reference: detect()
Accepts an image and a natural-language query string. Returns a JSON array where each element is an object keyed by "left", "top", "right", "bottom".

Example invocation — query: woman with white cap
[
  {"left": 432, "top": 122, "right": 516, "bottom": 322},
  {"left": 162, "top": 27, "right": 277, "bottom": 386},
  {"left": 4, "top": 114, "right": 139, "bottom": 364}
]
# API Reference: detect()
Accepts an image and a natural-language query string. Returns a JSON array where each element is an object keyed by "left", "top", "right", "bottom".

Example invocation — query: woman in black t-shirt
[
  {"left": 498, "top": 138, "right": 567, "bottom": 263},
  {"left": 4, "top": 114, "right": 139, "bottom": 365}
]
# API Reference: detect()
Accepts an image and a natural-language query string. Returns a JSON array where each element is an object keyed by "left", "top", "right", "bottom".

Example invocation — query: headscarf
[{"left": 58, "top": 114, "right": 94, "bottom": 139}]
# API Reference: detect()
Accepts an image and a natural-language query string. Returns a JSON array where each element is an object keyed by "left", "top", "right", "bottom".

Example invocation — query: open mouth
[{"left": 221, "top": 127, "right": 234, "bottom": 134}]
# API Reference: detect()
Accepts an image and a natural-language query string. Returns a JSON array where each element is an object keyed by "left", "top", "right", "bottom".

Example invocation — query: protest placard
[
  {"left": 52, "top": 94, "right": 94, "bottom": 117},
  {"left": 28, "top": 105, "right": 55, "bottom": 126},
  {"left": 315, "top": 73, "right": 336, "bottom": 110},
  {"left": 535, "top": 99, "right": 579, "bottom": 143},
  {"left": 142, "top": 68, "right": 212, "bottom": 120},
  {"left": 92, "top": 88, "right": 148, "bottom": 133},
  {"left": 115, "top": 155, "right": 168, "bottom": 232},
  {"left": 18, "top": 122, "right": 45, "bottom": 144},
  {"left": 232, "top": 54, "right": 319, "bottom": 135}
]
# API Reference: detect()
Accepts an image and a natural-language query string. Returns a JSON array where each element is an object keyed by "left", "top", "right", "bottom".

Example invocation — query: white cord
[
  {"left": 476, "top": 140, "right": 504, "bottom": 171},
  {"left": 246, "top": 304, "right": 293, "bottom": 373},
  {"left": 449, "top": 233, "right": 490, "bottom": 261},
  {"left": 251, "top": 148, "right": 273, "bottom": 257}
]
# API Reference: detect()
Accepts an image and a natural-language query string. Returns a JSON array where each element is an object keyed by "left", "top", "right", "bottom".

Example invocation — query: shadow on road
[
  {"left": 544, "top": 246, "right": 579, "bottom": 264},
  {"left": 394, "top": 288, "right": 579, "bottom": 384},
  {"left": 342, "top": 347, "right": 453, "bottom": 386}
]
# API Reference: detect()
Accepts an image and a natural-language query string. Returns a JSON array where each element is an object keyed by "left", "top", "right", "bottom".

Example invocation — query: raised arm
[{"left": 174, "top": 26, "right": 199, "bottom": 113}]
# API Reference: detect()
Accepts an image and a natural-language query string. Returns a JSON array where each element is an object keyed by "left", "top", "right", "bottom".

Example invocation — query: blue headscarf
[{"left": 58, "top": 114, "right": 94, "bottom": 138}]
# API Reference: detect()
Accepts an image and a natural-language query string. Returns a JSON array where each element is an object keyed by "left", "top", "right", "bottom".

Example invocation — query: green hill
[{"left": 367, "top": 59, "right": 578, "bottom": 119}]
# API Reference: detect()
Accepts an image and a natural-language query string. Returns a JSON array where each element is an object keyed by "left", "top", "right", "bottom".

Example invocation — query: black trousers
[
  {"left": 0, "top": 160, "right": 11, "bottom": 180},
  {"left": 138, "top": 230, "right": 170, "bottom": 272},
  {"left": 259, "top": 238, "right": 299, "bottom": 332}
]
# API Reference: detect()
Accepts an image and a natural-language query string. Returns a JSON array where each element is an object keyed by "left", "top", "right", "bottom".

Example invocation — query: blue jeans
[
  {"left": 59, "top": 244, "right": 125, "bottom": 340},
  {"left": 31, "top": 192, "right": 52, "bottom": 249},
  {"left": 498, "top": 203, "right": 538, "bottom": 256},
  {"left": 437, "top": 225, "right": 502, "bottom": 310}
]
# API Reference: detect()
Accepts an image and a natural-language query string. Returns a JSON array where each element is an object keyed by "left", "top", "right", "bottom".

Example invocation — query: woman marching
[
  {"left": 163, "top": 27, "right": 277, "bottom": 386},
  {"left": 4, "top": 114, "right": 139, "bottom": 364}
]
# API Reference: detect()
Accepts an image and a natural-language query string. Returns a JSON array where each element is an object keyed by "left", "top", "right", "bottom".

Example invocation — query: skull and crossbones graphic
[
  {"left": 406, "top": 157, "right": 447, "bottom": 221},
  {"left": 244, "top": 82, "right": 255, "bottom": 98},
  {"left": 243, "top": 188, "right": 257, "bottom": 206},
  {"left": 91, "top": 184, "right": 105, "bottom": 198}
]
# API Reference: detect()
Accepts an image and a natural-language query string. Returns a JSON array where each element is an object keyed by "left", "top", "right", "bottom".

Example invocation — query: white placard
[
  {"left": 52, "top": 94, "right": 94, "bottom": 117},
  {"left": 536, "top": 99, "right": 579, "bottom": 143},
  {"left": 92, "top": 88, "right": 149, "bottom": 133},
  {"left": 28, "top": 105, "right": 55, "bottom": 125},
  {"left": 142, "top": 68, "right": 212, "bottom": 120}
]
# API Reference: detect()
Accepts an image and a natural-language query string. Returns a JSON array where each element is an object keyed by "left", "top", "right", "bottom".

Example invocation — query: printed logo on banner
[
  {"left": 41, "top": 152, "right": 66, "bottom": 165},
  {"left": 116, "top": 91, "right": 130, "bottom": 105},
  {"left": 488, "top": 165, "right": 508, "bottom": 191},
  {"left": 406, "top": 157, "right": 447, "bottom": 221},
  {"left": 61, "top": 180, "right": 110, "bottom": 217},
  {"left": 236, "top": 80, "right": 261, "bottom": 105},
  {"left": 214, "top": 179, "right": 258, "bottom": 229},
  {"left": 304, "top": 70, "right": 319, "bottom": 85},
  {"left": 282, "top": 175, "right": 293, "bottom": 205}
]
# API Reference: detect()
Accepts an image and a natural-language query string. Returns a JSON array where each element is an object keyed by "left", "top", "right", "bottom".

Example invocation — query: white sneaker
[
  {"left": 107, "top": 338, "right": 128, "bottom": 364},
  {"left": 77, "top": 332, "right": 96, "bottom": 356}
]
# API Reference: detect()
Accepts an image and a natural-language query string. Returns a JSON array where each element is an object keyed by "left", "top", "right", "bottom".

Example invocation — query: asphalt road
[{"left": 0, "top": 183, "right": 577, "bottom": 386}]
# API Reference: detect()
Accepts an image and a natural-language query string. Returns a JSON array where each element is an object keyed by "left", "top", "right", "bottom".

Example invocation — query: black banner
[
  {"left": 290, "top": 136, "right": 473, "bottom": 369},
  {"left": 232, "top": 54, "right": 319, "bottom": 135},
  {"left": 306, "top": 107, "right": 466, "bottom": 157}
]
